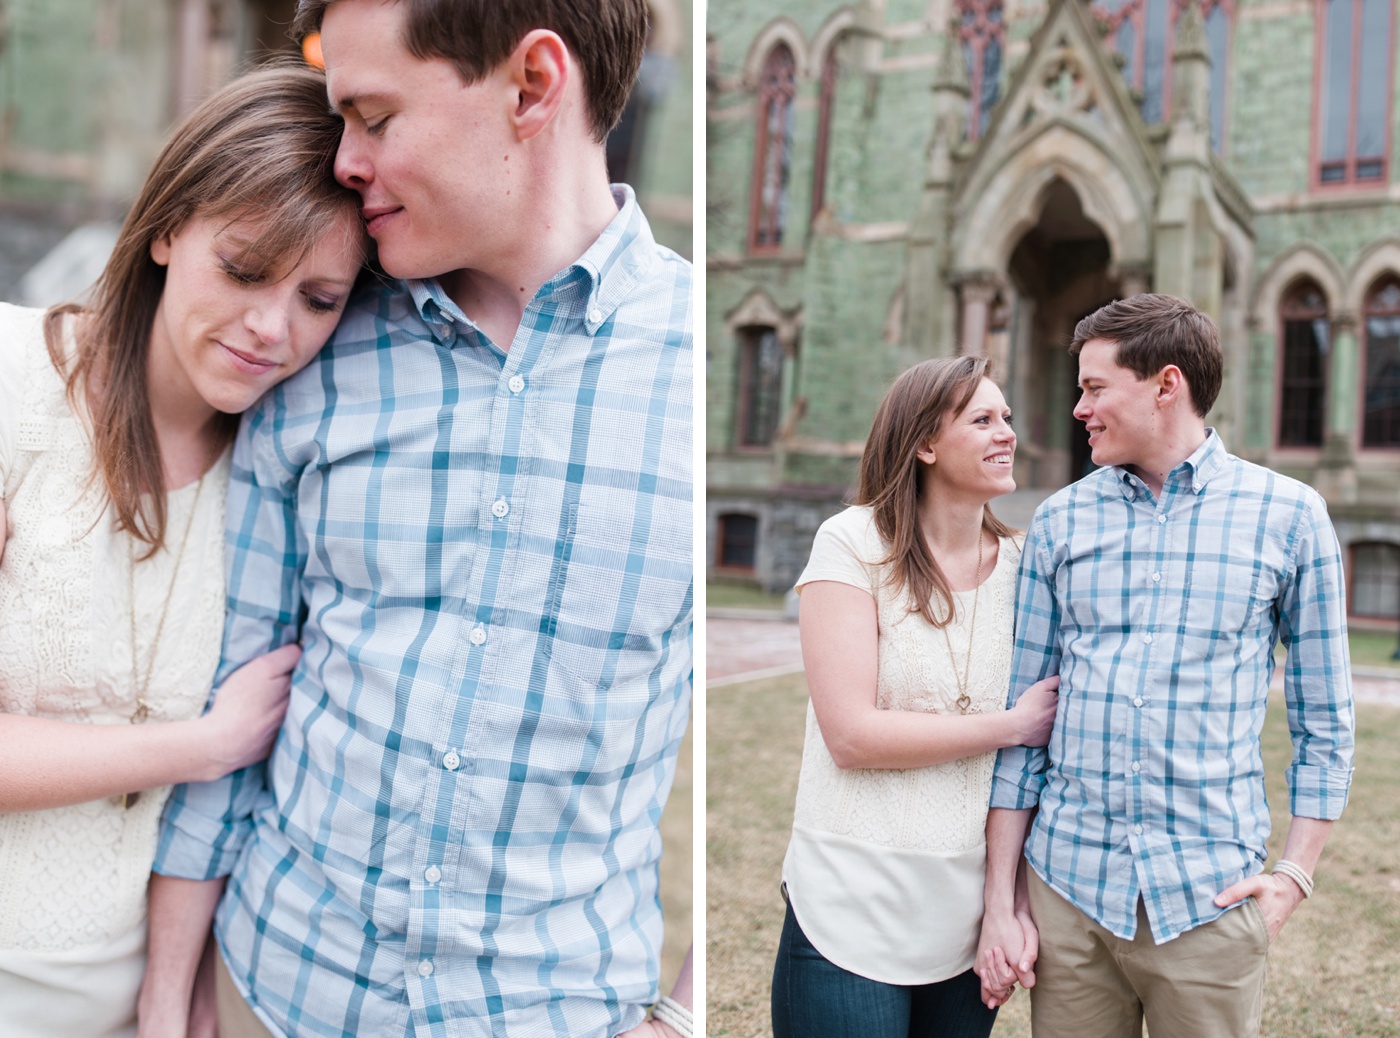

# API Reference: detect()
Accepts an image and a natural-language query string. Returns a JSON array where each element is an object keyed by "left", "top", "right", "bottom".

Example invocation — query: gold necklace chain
[
  {"left": 939, "top": 531, "right": 985, "bottom": 715},
  {"left": 116, "top": 467, "right": 207, "bottom": 809}
]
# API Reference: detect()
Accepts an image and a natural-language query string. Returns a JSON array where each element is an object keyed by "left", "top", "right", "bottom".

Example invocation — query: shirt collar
[
  {"left": 404, "top": 184, "right": 655, "bottom": 342},
  {"left": 1114, "top": 428, "right": 1225, "bottom": 499}
]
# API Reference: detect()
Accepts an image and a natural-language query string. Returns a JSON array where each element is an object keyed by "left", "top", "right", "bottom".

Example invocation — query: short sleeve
[
  {"left": 794, "top": 506, "right": 882, "bottom": 597},
  {"left": 0, "top": 304, "right": 45, "bottom": 495}
]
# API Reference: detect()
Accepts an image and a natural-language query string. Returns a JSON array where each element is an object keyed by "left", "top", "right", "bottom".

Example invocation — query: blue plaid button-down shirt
[
  {"left": 990, "top": 431, "right": 1353, "bottom": 944},
  {"left": 155, "top": 187, "right": 692, "bottom": 1037}
]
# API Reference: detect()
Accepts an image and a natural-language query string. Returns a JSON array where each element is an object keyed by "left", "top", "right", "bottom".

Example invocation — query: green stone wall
[
  {"left": 709, "top": 0, "right": 1400, "bottom": 590},
  {"left": 638, "top": 0, "right": 695, "bottom": 257},
  {"left": 1224, "top": 6, "right": 1315, "bottom": 198}
]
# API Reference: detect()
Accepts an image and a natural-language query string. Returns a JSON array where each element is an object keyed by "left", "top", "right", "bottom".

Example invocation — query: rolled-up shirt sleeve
[
  {"left": 1278, "top": 491, "right": 1354, "bottom": 820},
  {"left": 990, "top": 511, "right": 1060, "bottom": 810},
  {"left": 154, "top": 400, "right": 306, "bottom": 879}
]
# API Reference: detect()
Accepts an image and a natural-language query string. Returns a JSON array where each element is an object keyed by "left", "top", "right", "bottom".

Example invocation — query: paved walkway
[
  {"left": 707, "top": 613, "right": 1400, "bottom": 705},
  {"left": 706, "top": 614, "right": 804, "bottom": 686}
]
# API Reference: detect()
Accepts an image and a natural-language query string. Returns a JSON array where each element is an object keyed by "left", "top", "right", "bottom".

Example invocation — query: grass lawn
[
  {"left": 1350, "top": 630, "right": 1400, "bottom": 669},
  {"left": 706, "top": 582, "right": 787, "bottom": 611},
  {"left": 706, "top": 672, "right": 1400, "bottom": 1037},
  {"left": 658, "top": 720, "right": 693, "bottom": 994}
]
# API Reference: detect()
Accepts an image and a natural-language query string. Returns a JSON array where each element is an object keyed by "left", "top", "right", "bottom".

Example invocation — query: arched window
[
  {"left": 749, "top": 44, "right": 797, "bottom": 251},
  {"left": 1314, "top": 0, "right": 1394, "bottom": 186},
  {"left": 1096, "top": 0, "right": 1169, "bottom": 123},
  {"left": 1094, "top": 0, "right": 1234, "bottom": 149},
  {"left": 1351, "top": 542, "right": 1400, "bottom": 618},
  {"left": 1277, "top": 280, "right": 1330, "bottom": 447},
  {"left": 1362, "top": 276, "right": 1400, "bottom": 447},
  {"left": 811, "top": 41, "right": 842, "bottom": 219},
  {"left": 958, "top": 0, "right": 1005, "bottom": 140},
  {"left": 1200, "top": 0, "right": 1233, "bottom": 152},
  {"left": 736, "top": 326, "right": 786, "bottom": 447}
]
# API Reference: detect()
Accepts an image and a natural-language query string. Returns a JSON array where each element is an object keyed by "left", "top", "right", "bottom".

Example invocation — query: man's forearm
[
  {"left": 1278, "top": 816, "right": 1334, "bottom": 878},
  {"left": 138, "top": 874, "right": 226, "bottom": 1037},
  {"left": 984, "top": 807, "right": 1034, "bottom": 915}
]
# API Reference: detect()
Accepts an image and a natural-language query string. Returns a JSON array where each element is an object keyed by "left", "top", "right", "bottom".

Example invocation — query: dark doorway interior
[{"left": 1007, "top": 178, "right": 1118, "bottom": 488}]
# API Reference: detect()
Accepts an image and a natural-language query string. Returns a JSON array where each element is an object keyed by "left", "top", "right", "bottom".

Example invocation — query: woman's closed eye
[
  {"left": 221, "top": 260, "right": 265, "bottom": 286},
  {"left": 304, "top": 292, "right": 344, "bottom": 315}
]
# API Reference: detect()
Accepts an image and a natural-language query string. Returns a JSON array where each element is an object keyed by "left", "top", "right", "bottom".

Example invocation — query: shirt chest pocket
[
  {"left": 545, "top": 496, "right": 691, "bottom": 696},
  {"left": 1179, "top": 548, "right": 1282, "bottom": 648}
]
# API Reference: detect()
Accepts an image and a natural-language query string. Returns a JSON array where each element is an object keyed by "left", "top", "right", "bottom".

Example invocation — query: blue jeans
[{"left": 770, "top": 900, "right": 997, "bottom": 1038}]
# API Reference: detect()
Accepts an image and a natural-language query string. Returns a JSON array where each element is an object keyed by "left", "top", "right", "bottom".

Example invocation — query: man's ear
[
  {"left": 1156, "top": 364, "right": 1186, "bottom": 407},
  {"left": 508, "top": 29, "right": 569, "bottom": 141}
]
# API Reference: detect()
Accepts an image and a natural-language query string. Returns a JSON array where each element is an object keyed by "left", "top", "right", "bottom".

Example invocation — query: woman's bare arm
[
  {"left": 0, "top": 644, "right": 298, "bottom": 812},
  {"left": 801, "top": 581, "right": 1057, "bottom": 770}
]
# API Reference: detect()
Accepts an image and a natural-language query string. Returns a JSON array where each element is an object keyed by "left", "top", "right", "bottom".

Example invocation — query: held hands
[
  {"left": 1007, "top": 676, "right": 1059, "bottom": 746},
  {"left": 200, "top": 644, "right": 300, "bottom": 780},
  {"left": 615, "top": 1021, "right": 683, "bottom": 1038},
  {"left": 1213, "top": 872, "right": 1304, "bottom": 942},
  {"left": 975, "top": 906, "right": 1039, "bottom": 1009}
]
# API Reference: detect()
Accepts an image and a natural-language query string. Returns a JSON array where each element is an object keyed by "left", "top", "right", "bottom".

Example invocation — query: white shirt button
[
  {"left": 491, "top": 498, "right": 509, "bottom": 519},
  {"left": 508, "top": 374, "right": 525, "bottom": 394},
  {"left": 1134, "top": 697, "right": 1144, "bottom": 707},
  {"left": 424, "top": 865, "right": 442, "bottom": 884},
  {"left": 418, "top": 959, "right": 434, "bottom": 977},
  {"left": 588, "top": 307, "right": 603, "bottom": 324},
  {"left": 1152, "top": 572, "right": 1161, "bottom": 582},
  {"left": 469, "top": 625, "right": 487, "bottom": 646},
  {"left": 1131, "top": 761, "right": 1141, "bottom": 773},
  {"left": 1157, "top": 514, "right": 1167, "bottom": 524},
  {"left": 442, "top": 751, "right": 461, "bottom": 771},
  {"left": 1134, "top": 824, "right": 1144, "bottom": 835},
  {"left": 1143, "top": 634, "right": 1153, "bottom": 644}
]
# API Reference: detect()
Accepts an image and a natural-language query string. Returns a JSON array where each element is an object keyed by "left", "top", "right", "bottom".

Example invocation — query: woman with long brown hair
[
  {"left": 770, "top": 356, "right": 1059, "bottom": 1038},
  {"left": 0, "top": 62, "right": 366, "bottom": 1036}
]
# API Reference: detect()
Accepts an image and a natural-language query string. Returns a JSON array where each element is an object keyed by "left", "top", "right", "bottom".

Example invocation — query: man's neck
[
  {"left": 1126, "top": 422, "right": 1210, "bottom": 498},
  {"left": 438, "top": 172, "right": 620, "bottom": 352}
]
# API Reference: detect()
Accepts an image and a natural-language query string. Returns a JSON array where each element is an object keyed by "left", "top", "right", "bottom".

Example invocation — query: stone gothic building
[{"left": 707, "top": 0, "right": 1400, "bottom": 629}]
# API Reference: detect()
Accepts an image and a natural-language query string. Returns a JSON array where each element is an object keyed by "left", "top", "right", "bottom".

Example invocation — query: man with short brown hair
[
  {"left": 976, "top": 294, "right": 1353, "bottom": 1037},
  {"left": 140, "top": 2, "right": 693, "bottom": 1035}
]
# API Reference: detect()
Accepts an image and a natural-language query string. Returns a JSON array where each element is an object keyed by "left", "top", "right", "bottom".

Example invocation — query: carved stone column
[
  {"left": 1317, "top": 311, "right": 1358, "bottom": 503},
  {"left": 957, "top": 276, "right": 1000, "bottom": 357},
  {"left": 1118, "top": 266, "right": 1152, "bottom": 299}
]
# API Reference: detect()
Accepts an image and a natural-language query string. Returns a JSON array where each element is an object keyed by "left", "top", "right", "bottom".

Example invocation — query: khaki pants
[
  {"left": 215, "top": 952, "right": 275, "bottom": 1038},
  {"left": 1027, "top": 868, "right": 1269, "bottom": 1038}
]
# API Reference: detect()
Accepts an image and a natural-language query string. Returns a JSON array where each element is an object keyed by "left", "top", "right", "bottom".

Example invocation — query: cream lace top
[
  {"left": 0, "top": 303, "right": 228, "bottom": 955},
  {"left": 784, "top": 505, "right": 1019, "bottom": 985}
]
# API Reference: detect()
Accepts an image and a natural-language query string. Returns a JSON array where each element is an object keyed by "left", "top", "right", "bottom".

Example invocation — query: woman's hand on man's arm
[{"left": 801, "top": 581, "right": 1057, "bottom": 769}]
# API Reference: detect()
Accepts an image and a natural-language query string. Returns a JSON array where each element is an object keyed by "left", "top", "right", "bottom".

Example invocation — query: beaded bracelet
[
  {"left": 652, "top": 995, "right": 694, "bottom": 1038},
  {"left": 1272, "top": 858, "right": 1314, "bottom": 899}
]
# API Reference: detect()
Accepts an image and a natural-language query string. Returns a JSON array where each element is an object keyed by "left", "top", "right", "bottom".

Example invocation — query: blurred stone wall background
[{"left": 0, "top": 0, "right": 693, "bottom": 304}]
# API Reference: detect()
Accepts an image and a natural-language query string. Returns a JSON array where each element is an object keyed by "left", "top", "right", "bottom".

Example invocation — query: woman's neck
[
  {"left": 144, "top": 368, "right": 222, "bottom": 491},
  {"left": 917, "top": 494, "right": 986, "bottom": 559}
]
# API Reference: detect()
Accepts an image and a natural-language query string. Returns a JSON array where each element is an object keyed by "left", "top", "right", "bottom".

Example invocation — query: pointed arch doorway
[{"left": 1003, "top": 178, "right": 1137, "bottom": 489}]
